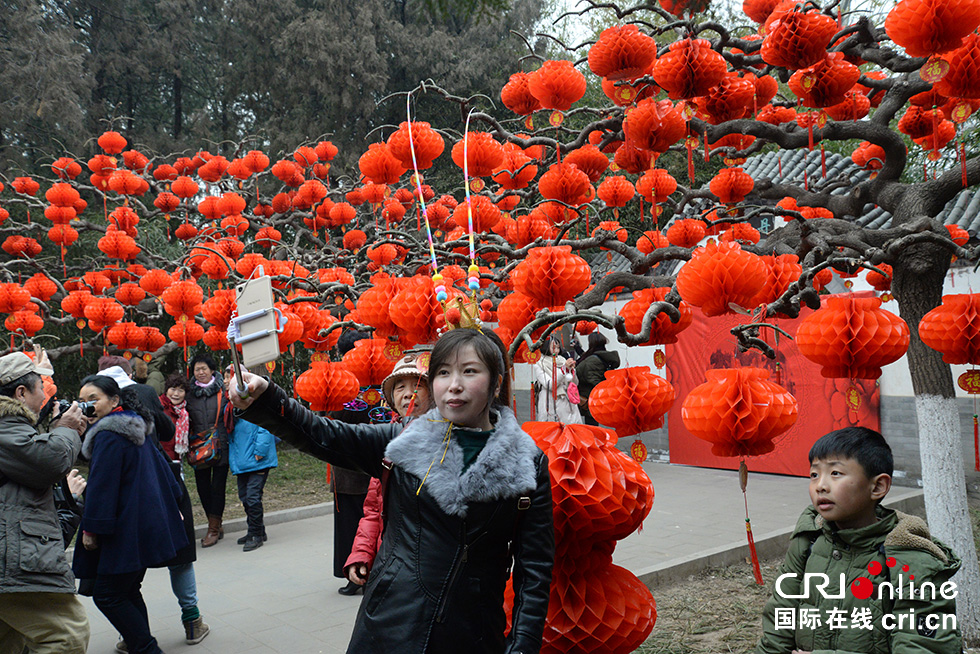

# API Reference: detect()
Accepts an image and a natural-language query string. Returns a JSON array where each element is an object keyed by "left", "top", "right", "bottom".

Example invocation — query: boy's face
[{"left": 809, "top": 456, "right": 891, "bottom": 530}]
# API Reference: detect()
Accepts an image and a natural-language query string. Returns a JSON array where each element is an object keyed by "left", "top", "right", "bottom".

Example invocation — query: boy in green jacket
[{"left": 755, "top": 426, "right": 962, "bottom": 654}]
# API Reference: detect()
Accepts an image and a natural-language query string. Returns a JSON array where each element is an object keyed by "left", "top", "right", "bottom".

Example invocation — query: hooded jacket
[
  {"left": 71, "top": 410, "right": 188, "bottom": 579},
  {"left": 185, "top": 373, "right": 229, "bottom": 456},
  {"left": 242, "top": 381, "right": 553, "bottom": 654},
  {"left": 756, "top": 505, "right": 962, "bottom": 654},
  {"left": 575, "top": 350, "right": 620, "bottom": 399},
  {"left": 0, "top": 395, "right": 81, "bottom": 594}
]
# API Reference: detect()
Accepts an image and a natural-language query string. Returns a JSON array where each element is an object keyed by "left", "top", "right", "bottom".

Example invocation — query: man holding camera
[{"left": 0, "top": 352, "right": 89, "bottom": 653}]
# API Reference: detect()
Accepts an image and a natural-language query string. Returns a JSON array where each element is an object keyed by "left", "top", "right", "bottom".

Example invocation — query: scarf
[{"left": 171, "top": 399, "right": 190, "bottom": 454}]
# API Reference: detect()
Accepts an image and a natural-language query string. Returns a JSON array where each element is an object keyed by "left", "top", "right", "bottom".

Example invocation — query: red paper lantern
[
  {"left": 597, "top": 176, "right": 636, "bottom": 208},
  {"left": 295, "top": 361, "right": 360, "bottom": 412},
  {"left": 500, "top": 72, "right": 543, "bottom": 117},
  {"left": 527, "top": 60, "right": 587, "bottom": 111},
  {"left": 451, "top": 132, "right": 505, "bottom": 177},
  {"left": 622, "top": 98, "right": 686, "bottom": 152},
  {"left": 387, "top": 121, "right": 445, "bottom": 170},
  {"left": 24, "top": 274, "right": 57, "bottom": 302},
  {"left": 652, "top": 39, "right": 727, "bottom": 100},
  {"left": 665, "top": 218, "right": 706, "bottom": 248},
  {"left": 451, "top": 195, "right": 502, "bottom": 232},
  {"left": 357, "top": 276, "right": 400, "bottom": 339},
  {"left": 789, "top": 53, "right": 861, "bottom": 108},
  {"left": 492, "top": 144, "right": 538, "bottom": 190},
  {"left": 562, "top": 145, "right": 609, "bottom": 183},
  {"left": 825, "top": 91, "right": 872, "bottom": 121},
  {"left": 682, "top": 366, "right": 798, "bottom": 457},
  {"left": 514, "top": 246, "right": 591, "bottom": 307},
  {"left": 866, "top": 263, "right": 893, "bottom": 292},
  {"left": 761, "top": 3, "right": 839, "bottom": 70},
  {"left": 5, "top": 310, "right": 43, "bottom": 337},
  {"left": 620, "top": 287, "right": 693, "bottom": 345},
  {"left": 748, "top": 254, "right": 802, "bottom": 308},
  {"left": 358, "top": 143, "right": 407, "bottom": 185},
  {"left": 588, "top": 25, "right": 658, "bottom": 81},
  {"left": 161, "top": 280, "right": 203, "bottom": 319},
  {"left": 98, "top": 131, "right": 127, "bottom": 154},
  {"left": 139, "top": 326, "right": 166, "bottom": 352},
  {"left": 709, "top": 168, "right": 755, "bottom": 204},
  {"left": 107, "top": 322, "right": 147, "bottom": 350},
  {"left": 537, "top": 163, "right": 593, "bottom": 206},
  {"left": 61, "top": 290, "right": 93, "bottom": 319},
  {"left": 743, "top": 0, "right": 782, "bottom": 23},
  {"left": 168, "top": 320, "right": 205, "bottom": 348},
  {"left": 795, "top": 294, "right": 910, "bottom": 379},
  {"left": 885, "top": 0, "right": 980, "bottom": 57},
  {"left": 719, "top": 222, "right": 761, "bottom": 245},
  {"left": 84, "top": 298, "right": 125, "bottom": 332},
  {"left": 343, "top": 338, "right": 399, "bottom": 386},
  {"left": 589, "top": 367, "right": 676, "bottom": 438},
  {"left": 702, "top": 73, "right": 756, "bottom": 124},
  {"left": 115, "top": 283, "right": 146, "bottom": 307},
  {"left": 934, "top": 33, "right": 980, "bottom": 99},
  {"left": 612, "top": 143, "right": 654, "bottom": 174},
  {"left": 676, "top": 240, "right": 767, "bottom": 316},
  {"left": 636, "top": 230, "right": 670, "bottom": 254},
  {"left": 0, "top": 284, "right": 31, "bottom": 313},
  {"left": 919, "top": 294, "right": 980, "bottom": 364}
]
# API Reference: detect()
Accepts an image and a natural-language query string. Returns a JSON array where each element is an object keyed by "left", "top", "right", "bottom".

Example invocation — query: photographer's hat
[
  {"left": 98, "top": 366, "right": 135, "bottom": 389},
  {"left": 0, "top": 352, "right": 54, "bottom": 386}
]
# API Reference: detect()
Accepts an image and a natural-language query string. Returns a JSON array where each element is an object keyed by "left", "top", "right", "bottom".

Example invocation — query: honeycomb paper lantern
[
  {"left": 358, "top": 143, "right": 407, "bottom": 185},
  {"left": 107, "top": 322, "right": 147, "bottom": 351},
  {"left": 622, "top": 98, "right": 686, "bottom": 152},
  {"left": 795, "top": 294, "right": 910, "bottom": 379},
  {"left": 703, "top": 73, "right": 756, "bottom": 124},
  {"left": 743, "top": 0, "right": 783, "bottom": 23},
  {"left": 0, "top": 284, "right": 31, "bottom": 314},
  {"left": 563, "top": 145, "right": 609, "bottom": 183},
  {"left": 597, "top": 175, "right": 636, "bottom": 208},
  {"left": 588, "top": 367, "right": 676, "bottom": 438},
  {"left": 675, "top": 240, "right": 767, "bottom": 316},
  {"left": 527, "top": 60, "right": 588, "bottom": 111},
  {"left": 538, "top": 163, "right": 594, "bottom": 206},
  {"left": 168, "top": 320, "right": 205, "bottom": 348},
  {"left": 636, "top": 230, "right": 670, "bottom": 254},
  {"left": 24, "top": 274, "right": 57, "bottom": 303},
  {"left": 500, "top": 72, "right": 543, "bottom": 117},
  {"left": 141, "top": 326, "right": 167, "bottom": 352},
  {"left": 202, "top": 326, "right": 230, "bottom": 351},
  {"left": 450, "top": 132, "right": 505, "bottom": 177},
  {"left": 748, "top": 254, "right": 803, "bottom": 309},
  {"left": 6, "top": 310, "right": 43, "bottom": 337},
  {"left": 161, "top": 280, "right": 204, "bottom": 319},
  {"left": 635, "top": 169, "right": 677, "bottom": 203},
  {"left": 343, "top": 338, "right": 399, "bottom": 386},
  {"left": 492, "top": 145, "right": 538, "bottom": 190},
  {"left": 496, "top": 291, "right": 543, "bottom": 334},
  {"left": 619, "top": 287, "right": 693, "bottom": 345},
  {"left": 513, "top": 246, "right": 591, "bottom": 307},
  {"left": 508, "top": 422, "right": 656, "bottom": 654},
  {"left": 295, "top": 361, "right": 359, "bottom": 412},
  {"left": 761, "top": 4, "right": 838, "bottom": 70},
  {"left": 885, "top": 0, "right": 980, "bottom": 57},
  {"left": 709, "top": 168, "right": 755, "bottom": 204},
  {"left": 588, "top": 24, "right": 658, "bottom": 81},
  {"left": 918, "top": 294, "right": 980, "bottom": 364},
  {"left": 387, "top": 121, "right": 445, "bottom": 170},
  {"left": 682, "top": 366, "right": 798, "bottom": 457},
  {"left": 866, "top": 263, "right": 893, "bottom": 292},
  {"left": 84, "top": 298, "right": 125, "bottom": 332},
  {"left": 934, "top": 33, "right": 980, "bottom": 99},
  {"left": 652, "top": 39, "right": 727, "bottom": 99},
  {"left": 665, "top": 218, "right": 706, "bottom": 248},
  {"left": 788, "top": 53, "right": 861, "bottom": 108}
]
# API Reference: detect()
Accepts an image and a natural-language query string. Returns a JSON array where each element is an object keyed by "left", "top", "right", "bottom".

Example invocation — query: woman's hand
[
  {"left": 227, "top": 370, "right": 269, "bottom": 410},
  {"left": 82, "top": 532, "right": 98, "bottom": 550},
  {"left": 345, "top": 562, "right": 370, "bottom": 585},
  {"left": 66, "top": 468, "right": 87, "bottom": 496}
]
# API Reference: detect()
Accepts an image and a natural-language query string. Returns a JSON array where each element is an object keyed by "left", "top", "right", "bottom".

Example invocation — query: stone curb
[
  {"left": 193, "top": 501, "right": 334, "bottom": 539},
  {"left": 633, "top": 490, "right": 925, "bottom": 590}
]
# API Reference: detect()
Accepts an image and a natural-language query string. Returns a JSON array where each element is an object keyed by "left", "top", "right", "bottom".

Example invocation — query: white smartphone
[{"left": 234, "top": 275, "right": 280, "bottom": 368}]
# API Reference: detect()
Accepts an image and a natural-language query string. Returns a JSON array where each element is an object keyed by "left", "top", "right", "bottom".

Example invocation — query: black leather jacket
[{"left": 242, "top": 382, "right": 553, "bottom": 654}]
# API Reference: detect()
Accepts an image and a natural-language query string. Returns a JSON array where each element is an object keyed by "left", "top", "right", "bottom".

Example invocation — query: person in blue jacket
[
  {"left": 225, "top": 366, "right": 278, "bottom": 552},
  {"left": 72, "top": 374, "right": 187, "bottom": 654}
]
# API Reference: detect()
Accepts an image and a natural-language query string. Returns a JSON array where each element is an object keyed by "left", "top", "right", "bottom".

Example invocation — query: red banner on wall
[{"left": 665, "top": 308, "right": 881, "bottom": 477}]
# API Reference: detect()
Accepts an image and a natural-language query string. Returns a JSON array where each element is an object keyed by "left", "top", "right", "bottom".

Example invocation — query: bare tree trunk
[{"left": 894, "top": 255, "right": 980, "bottom": 645}]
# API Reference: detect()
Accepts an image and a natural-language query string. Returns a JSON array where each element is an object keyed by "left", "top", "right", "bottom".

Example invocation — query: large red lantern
[
  {"left": 748, "top": 254, "right": 803, "bottom": 309},
  {"left": 343, "top": 338, "right": 399, "bottom": 386},
  {"left": 761, "top": 4, "right": 838, "bottom": 70},
  {"left": 619, "top": 287, "right": 693, "bottom": 345},
  {"left": 795, "top": 294, "right": 910, "bottom": 379},
  {"left": 709, "top": 167, "right": 755, "bottom": 204},
  {"left": 500, "top": 72, "right": 543, "bottom": 117},
  {"left": 918, "top": 294, "right": 980, "bottom": 364},
  {"left": 563, "top": 145, "right": 609, "bottom": 183},
  {"left": 295, "top": 360, "right": 360, "bottom": 412},
  {"left": 934, "top": 33, "right": 980, "bottom": 99},
  {"left": 675, "top": 240, "right": 766, "bottom": 316},
  {"left": 682, "top": 366, "right": 798, "bottom": 457},
  {"left": 652, "top": 39, "right": 727, "bottom": 99},
  {"left": 450, "top": 132, "right": 504, "bottom": 177},
  {"left": 527, "top": 60, "right": 587, "bottom": 111},
  {"left": 513, "top": 246, "right": 591, "bottom": 307},
  {"left": 622, "top": 98, "right": 686, "bottom": 152},
  {"left": 161, "top": 280, "right": 204, "bottom": 319},
  {"left": 387, "top": 122, "right": 445, "bottom": 170},
  {"left": 588, "top": 367, "right": 676, "bottom": 438},
  {"left": 358, "top": 143, "right": 407, "bottom": 185},
  {"left": 885, "top": 0, "right": 980, "bottom": 57},
  {"left": 537, "top": 163, "right": 593, "bottom": 206},
  {"left": 588, "top": 25, "right": 658, "bottom": 81},
  {"left": 0, "top": 284, "right": 30, "bottom": 313},
  {"left": 789, "top": 54, "right": 862, "bottom": 108},
  {"left": 665, "top": 218, "right": 706, "bottom": 248}
]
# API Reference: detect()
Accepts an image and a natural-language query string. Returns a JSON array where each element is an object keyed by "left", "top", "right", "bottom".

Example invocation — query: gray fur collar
[
  {"left": 384, "top": 406, "right": 540, "bottom": 518},
  {"left": 82, "top": 411, "right": 148, "bottom": 459}
]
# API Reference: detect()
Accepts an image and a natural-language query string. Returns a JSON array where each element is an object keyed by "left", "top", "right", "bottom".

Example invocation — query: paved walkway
[{"left": 78, "top": 462, "right": 923, "bottom": 654}]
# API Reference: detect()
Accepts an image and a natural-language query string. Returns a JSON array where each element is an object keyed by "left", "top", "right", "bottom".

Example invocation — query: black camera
[{"left": 57, "top": 399, "right": 97, "bottom": 418}]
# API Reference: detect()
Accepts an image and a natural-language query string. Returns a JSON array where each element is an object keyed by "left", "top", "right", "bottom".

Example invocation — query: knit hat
[{"left": 381, "top": 353, "right": 428, "bottom": 408}]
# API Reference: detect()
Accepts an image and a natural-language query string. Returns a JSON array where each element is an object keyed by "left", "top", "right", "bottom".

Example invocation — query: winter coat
[
  {"left": 228, "top": 418, "right": 278, "bottom": 475},
  {"left": 242, "top": 382, "right": 554, "bottom": 654},
  {"left": 0, "top": 396, "right": 81, "bottom": 594},
  {"left": 756, "top": 505, "right": 962, "bottom": 654},
  {"left": 185, "top": 373, "right": 229, "bottom": 464},
  {"left": 132, "top": 382, "right": 175, "bottom": 448},
  {"left": 346, "top": 477, "right": 384, "bottom": 572},
  {"left": 72, "top": 410, "right": 188, "bottom": 579},
  {"left": 534, "top": 355, "right": 582, "bottom": 424},
  {"left": 575, "top": 350, "right": 620, "bottom": 400}
]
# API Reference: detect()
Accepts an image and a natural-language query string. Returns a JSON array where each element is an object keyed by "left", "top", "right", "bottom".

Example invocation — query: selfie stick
[{"left": 228, "top": 267, "right": 286, "bottom": 400}]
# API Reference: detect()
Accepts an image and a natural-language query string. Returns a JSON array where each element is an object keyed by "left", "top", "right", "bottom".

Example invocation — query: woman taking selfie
[{"left": 230, "top": 328, "right": 554, "bottom": 654}]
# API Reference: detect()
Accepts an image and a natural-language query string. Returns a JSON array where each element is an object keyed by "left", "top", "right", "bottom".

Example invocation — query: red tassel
[
  {"left": 687, "top": 140, "right": 695, "bottom": 184},
  {"left": 961, "top": 142, "right": 969, "bottom": 188},
  {"left": 325, "top": 464, "right": 332, "bottom": 487},
  {"left": 821, "top": 144, "right": 826, "bottom": 178},
  {"left": 530, "top": 385, "right": 535, "bottom": 421},
  {"left": 746, "top": 518, "right": 764, "bottom": 585}
]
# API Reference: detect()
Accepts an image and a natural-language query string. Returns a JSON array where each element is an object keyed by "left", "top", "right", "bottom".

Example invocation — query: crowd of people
[{"left": 0, "top": 324, "right": 966, "bottom": 654}]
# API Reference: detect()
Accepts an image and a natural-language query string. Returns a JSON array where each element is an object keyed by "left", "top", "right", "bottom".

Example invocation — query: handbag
[
  {"left": 566, "top": 382, "right": 580, "bottom": 405},
  {"left": 187, "top": 430, "right": 218, "bottom": 468}
]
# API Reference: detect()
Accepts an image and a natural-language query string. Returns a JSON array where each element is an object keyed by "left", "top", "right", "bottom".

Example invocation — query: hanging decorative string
[{"left": 405, "top": 93, "right": 445, "bottom": 301}]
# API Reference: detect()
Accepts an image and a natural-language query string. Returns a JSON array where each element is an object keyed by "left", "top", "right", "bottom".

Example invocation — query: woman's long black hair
[{"left": 79, "top": 374, "right": 151, "bottom": 422}]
